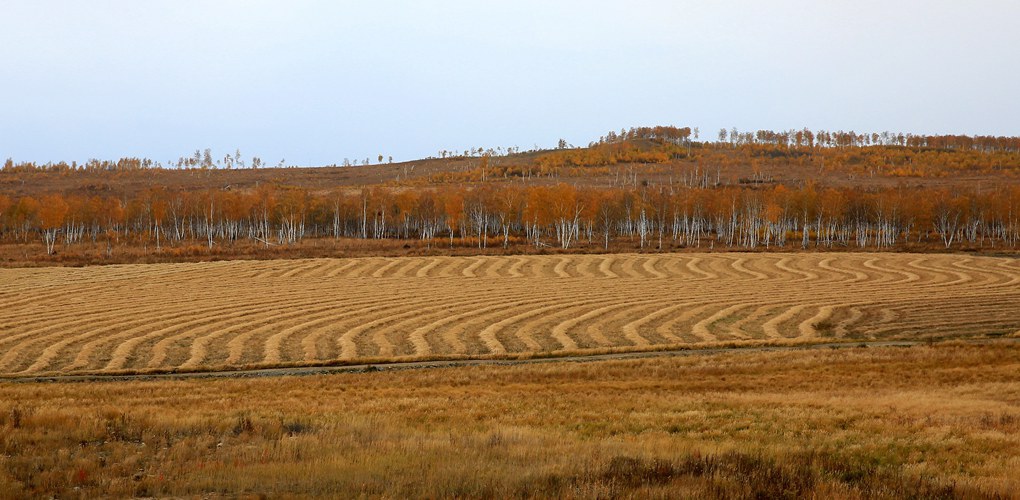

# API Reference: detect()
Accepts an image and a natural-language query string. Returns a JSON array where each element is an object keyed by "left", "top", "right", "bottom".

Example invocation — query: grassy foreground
[{"left": 1, "top": 343, "right": 1018, "bottom": 498}]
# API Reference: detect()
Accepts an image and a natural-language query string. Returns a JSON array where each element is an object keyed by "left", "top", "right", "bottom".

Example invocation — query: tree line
[
  {"left": 5, "top": 126, "right": 1020, "bottom": 175},
  {"left": 2, "top": 183, "right": 1018, "bottom": 255}
]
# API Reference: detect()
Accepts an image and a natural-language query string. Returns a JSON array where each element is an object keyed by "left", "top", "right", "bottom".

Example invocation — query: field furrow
[{"left": 1, "top": 252, "right": 1017, "bottom": 375}]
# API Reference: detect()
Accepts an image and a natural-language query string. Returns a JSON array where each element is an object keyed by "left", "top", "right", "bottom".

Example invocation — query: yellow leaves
[{"left": 38, "top": 194, "right": 69, "bottom": 230}]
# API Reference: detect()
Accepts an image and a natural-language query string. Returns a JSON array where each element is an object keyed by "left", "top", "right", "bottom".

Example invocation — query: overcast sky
[{"left": 2, "top": 1, "right": 1018, "bottom": 166}]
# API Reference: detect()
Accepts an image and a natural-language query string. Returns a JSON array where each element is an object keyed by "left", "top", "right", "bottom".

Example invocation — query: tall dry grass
[{"left": 0, "top": 343, "right": 1018, "bottom": 498}]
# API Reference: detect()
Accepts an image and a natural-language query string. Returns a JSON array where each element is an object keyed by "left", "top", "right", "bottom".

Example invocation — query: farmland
[
  {"left": 5, "top": 132, "right": 1020, "bottom": 497},
  {"left": 1, "top": 252, "right": 1017, "bottom": 377}
]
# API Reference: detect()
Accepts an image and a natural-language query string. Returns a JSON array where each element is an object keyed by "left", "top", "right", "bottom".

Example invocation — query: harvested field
[{"left": 1, "top": 252, "right": 1018, "bottom": 377}]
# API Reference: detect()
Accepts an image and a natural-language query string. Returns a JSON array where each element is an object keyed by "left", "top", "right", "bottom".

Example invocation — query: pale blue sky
[{"left": 2, "top": 1, "right": 1018, "bottom": 166}]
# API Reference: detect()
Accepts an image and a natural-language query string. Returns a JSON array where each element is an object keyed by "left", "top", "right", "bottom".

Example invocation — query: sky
[{"left": 1, "top": 1, "right": 1018, "bottom": 166}]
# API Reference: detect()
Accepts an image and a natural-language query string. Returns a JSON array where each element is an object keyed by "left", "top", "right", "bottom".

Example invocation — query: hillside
[{"left": 3, "top": 126, "right": 1020, "bottom": 265}]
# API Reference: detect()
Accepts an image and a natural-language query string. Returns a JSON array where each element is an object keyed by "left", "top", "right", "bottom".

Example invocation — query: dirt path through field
[{"left": 4, "top": 338, "right": 1018, "bottom": 383}]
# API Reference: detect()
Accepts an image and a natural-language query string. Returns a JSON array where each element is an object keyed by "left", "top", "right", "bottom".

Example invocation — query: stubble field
[{"left": 1, "top": 252, "right": 1018, "bottom": 377}]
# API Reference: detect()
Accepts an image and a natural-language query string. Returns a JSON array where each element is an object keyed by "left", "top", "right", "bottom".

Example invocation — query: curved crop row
[{"left": 1, "top": 252, "right": 1017, "bottom": 375}]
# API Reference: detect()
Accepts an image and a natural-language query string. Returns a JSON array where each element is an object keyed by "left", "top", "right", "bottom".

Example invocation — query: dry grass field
[
  {"left": 1, "top": 343, "right": 1019, "bottom": 498},
  {"left": 1, "top": 252, "right": 1018, "bottom": 377}
]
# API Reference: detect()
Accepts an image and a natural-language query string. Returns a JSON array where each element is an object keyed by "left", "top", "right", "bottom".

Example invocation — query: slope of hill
[{"left": 3, "top": 126, "right": 1020, "bottom": 265}]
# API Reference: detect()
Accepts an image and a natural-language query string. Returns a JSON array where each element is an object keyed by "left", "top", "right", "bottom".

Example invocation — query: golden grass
[
  {"left": 1, "top": 343, "right": 1018, "bottom": 498},
  {"left": 1, "top": 253, "right": 1019, "bottom": 376}
]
